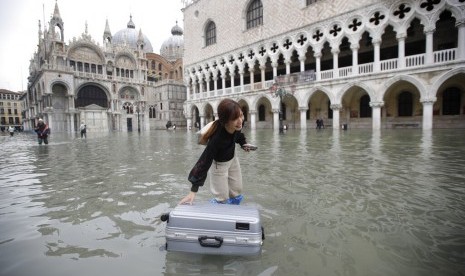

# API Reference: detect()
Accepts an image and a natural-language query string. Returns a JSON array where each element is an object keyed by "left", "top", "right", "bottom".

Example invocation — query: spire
[
  {"left": 103, "top": 18, "right": 112, "bottom": 45},
  {"left": 104, "top": 18, "right": 111, "bottom": 36},
  {"left": 38, "top": 20, "right": 42, "bottom": 39},
  {"left": 127, "top": 15, "right": 135, "bottom": 29},
  {"left": 137, "top": 29, "right": 145, "bottom": 51},
  {"left": 49, "top": 0, "right": 64, "bottom": 42},
  {"left": 52, "top": 0, "right": 62, "bottom": 20}
]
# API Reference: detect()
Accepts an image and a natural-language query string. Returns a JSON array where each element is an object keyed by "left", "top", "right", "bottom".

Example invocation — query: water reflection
[{"left": 0, "top": 130, "right": 465, "bottom": 275}]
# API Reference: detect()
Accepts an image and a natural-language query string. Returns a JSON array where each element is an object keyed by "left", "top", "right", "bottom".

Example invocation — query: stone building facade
[
  {"left": 24, "top": 2, "right": 186, "bottom": 133},
  {"left": 182, "top": 0, "right": 465, "bottom": 130},
  {"left": 0, "top": 89, "right": 25, "bottom": 131}
]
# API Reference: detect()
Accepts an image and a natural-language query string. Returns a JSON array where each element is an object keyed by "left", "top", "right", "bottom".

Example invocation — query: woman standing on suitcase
[{"left": 179, "top": 98, "right": 256, "bottom": 205}]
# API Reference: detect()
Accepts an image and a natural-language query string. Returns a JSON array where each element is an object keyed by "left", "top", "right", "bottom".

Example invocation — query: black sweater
[{"left": 188, "top": 126, "right": 246, "bottom": 192}]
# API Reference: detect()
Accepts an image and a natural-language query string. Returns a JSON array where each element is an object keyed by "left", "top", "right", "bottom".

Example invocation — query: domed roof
[
  {"left": 112, "top": 15, "right": 153, "bottom": 53},
  {"left": 160, "top": 22, "right": 184, "bottom": 62}
]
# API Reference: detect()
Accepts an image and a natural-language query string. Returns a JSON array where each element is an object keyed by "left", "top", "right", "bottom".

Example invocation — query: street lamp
[
  {"left": 136, "top": 105, "right": 140, "bottom": 132},
  {"left": 270, "top": 82, "right": 293, "bottom": 133}
]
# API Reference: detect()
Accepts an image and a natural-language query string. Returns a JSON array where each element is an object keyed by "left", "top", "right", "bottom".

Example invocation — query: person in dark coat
[{"left": 34, "top": 119, "right": 50, "bottom": 145}]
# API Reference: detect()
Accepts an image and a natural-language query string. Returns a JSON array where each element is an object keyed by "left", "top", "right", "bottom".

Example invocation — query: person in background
[
  {"left": 80, "top": 122, "right": 87, "bottom": 138},
  {"left": 34, "top": 119, "right": 50, "bottom": 145},
  {"left": 8, "top": 126, "right": 15, "bottom": 136},
  {"left": 179, "top": 98, "right": 256, "bottom": 205}
]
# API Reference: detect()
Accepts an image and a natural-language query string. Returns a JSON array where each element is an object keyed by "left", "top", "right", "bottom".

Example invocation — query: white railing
[
  {"left": 339, "top": 67, "right": 352, "bottom": 77},
  {"left": 406, "top": 53, "right": 425, "bottom": 68},
  {"left": 434, "top": 48, "right": 456, "bottom": 63},
  {"left": 359, "top": 63, "right": 373, "bottom": 74},
  {"left": 225, "top": 87, "right": 232, "bottom": 94},
  {"left": 253, "top": 83, "right": 263, "bottom": 90},
  {"left": 320, "top": 70, "right": 333, "bottom": 80},
  {"left": 380, "top": 58, "right": 398, "bottom": 71}
]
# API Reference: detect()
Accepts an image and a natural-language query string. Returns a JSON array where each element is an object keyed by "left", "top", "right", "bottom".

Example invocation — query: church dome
[
  {"left": 112, "top": 15, "right": 153, "bottom": 53},
  {"left": 160, "top": 22, "right": 184, "bottom": 62}
]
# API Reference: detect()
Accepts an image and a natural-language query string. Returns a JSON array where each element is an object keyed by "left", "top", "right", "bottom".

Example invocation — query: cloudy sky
[{"left": 0, "top": 0, "right": 184, "bottom": 92}]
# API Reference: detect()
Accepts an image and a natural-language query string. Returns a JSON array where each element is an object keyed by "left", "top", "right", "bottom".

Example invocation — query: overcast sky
[{"left": 0, "top": 0, "right": 184, "bottom": 92}]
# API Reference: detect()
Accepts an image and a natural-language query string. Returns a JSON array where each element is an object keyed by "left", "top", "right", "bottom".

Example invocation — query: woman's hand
[
  {"left": 179, "top": 191, "right": 196, "bottom": 205},
  {"left": 241, "top": 144, "right": 257, "bottom": 151}
]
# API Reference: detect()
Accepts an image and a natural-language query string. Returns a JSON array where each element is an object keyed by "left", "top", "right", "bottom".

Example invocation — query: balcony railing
[{"left": 188, "top": 48, "right": 459, "bottom": 101}]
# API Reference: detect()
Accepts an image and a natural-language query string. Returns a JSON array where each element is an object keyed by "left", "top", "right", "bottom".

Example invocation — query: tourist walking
[
  {"left": 34, "top": 119, "right": 50, "bottom": 145},
  {"left": 179, "top": 98, "right": 256, "bottom": 205},
  {"left": 8, "top": 126, "right": 15, "bottom": 136},
  {"left": 80, "top": 122, "right": 87, "bottom": 138}
]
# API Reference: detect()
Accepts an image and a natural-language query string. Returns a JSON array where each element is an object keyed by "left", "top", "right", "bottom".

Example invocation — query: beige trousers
[{"left": 209, "top": 156, "right": 243, "bottom": 202}]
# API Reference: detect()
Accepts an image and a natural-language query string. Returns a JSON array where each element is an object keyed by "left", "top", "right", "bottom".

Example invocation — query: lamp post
[
  {"left": 270, "top": 83, "right": 291, "bottom": 133},
  {"left": 136, "top": 105, "right": 140, "bottom": 133}
]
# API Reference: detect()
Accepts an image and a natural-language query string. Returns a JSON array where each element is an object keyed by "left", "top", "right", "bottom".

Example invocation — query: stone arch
[
  {"left": 337, "top": 81, "right": 376, "bottom": 103},
  {"left": 383, "top": 78, "right": 423, "bottom": 118},
  {"left": 383, "top": 74, "right": 427, "bottom": 100},
  {"left": 118, "top": 86, "right": 141, "bottom": 101},
  {"left": 67, "top": 42, "right": 105, "bottom": 64},
  {"left": 75, "top": 83, "right": 110, "bottom": 108},
  {"left": 204, "top": 102, "right": 215, "bottom": 122}
]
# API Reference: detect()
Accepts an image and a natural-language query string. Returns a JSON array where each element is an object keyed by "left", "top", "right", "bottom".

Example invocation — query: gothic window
[
  {"left": 442, "top": 87, "right": 460, "bottom": 115},
  {"left": 246, "top": 0, "right": 263, "bottom": 30},
  {"left": 258, "top": 104, "right": 266, "bottom": 121},
  {"left": 149, "top": 106, "right": 157, "bottom": 118},
  {"left": 151, "top": 61, "right": 156, "bottom": 70},
  {"left": 434, "top": 10, "right": 457, "bottom": 51},
  {"left": 306, "top": 0, "right": 318, "bottom": 5},
  {"left": 360, "top": 95, "right": 371, "bottom": 118},
  {"left": 398, "top": 91, "right": 413, "bottom": 116},
  {"left": 206, "top": 21, "right": 216, "bottom": 46}
]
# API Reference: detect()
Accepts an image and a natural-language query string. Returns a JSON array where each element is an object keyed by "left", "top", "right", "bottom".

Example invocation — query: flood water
[{"left": 1, "top": 129, "right": 464, "bottom": 276}]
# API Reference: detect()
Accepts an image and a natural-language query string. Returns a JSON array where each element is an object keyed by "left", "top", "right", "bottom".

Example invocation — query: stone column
[
  {"left": 200, "top": 115, "right": 205, "bottom": 128},
  {"left": 425, "top": 29, "right": 434, "bottom": 65},
  {"left": 421, "top": 98, "right": 436, "bottom": 130},
  {"left": 250, "top": 111, "right": 257, "bottom": 130},
  {"left": 261, "top": 65, "right": 267, "bottom": 89},
  {"left": 230, "top": 71, "right": 235, "bottom": 93},
  {"left": 457, "top": 21, "right": 465, "bottom": 60},
  {"left": 332, "top": 48, "right": 339, "bottom": 78},
  {"left": 272, "top": 109, "right": 280, "bottom": 130},
  {"left": 299, "top": 108, "right": 308, "bottom": 129},
  {"left": 206, "top": 75, "right": 211, "bottom": 95},
  {"left": 213, "top": 75, "right": 218, "bottom": 96},
  {"left": 271, "top": 62, "right": 277, "bottom": 79},
  {"left": 299, "top": 56, "right": 305, "bottom": 72},
  {"left": 370, "top": 101, "right": 384, "bottom": 130},
  {"left": 285, "top": 60, "right": 291, "bottom": 75},
  {"left": 351, "top": 43, "right": 359, "bottom": 76},
  {"left": 198, "top": 75, "right": 203, "bottom": 95},
  {"left": 330, "top": 104, "right": 342, "bottom": 130},
  {"left": 373, "top": 38, "right": 381, "bottom": 72},
  {"left": 397, "top": 33, "right": 406, "bottom": 69},
  {"left": 221, "top": 71, "right": 226, "bottom": 95},
  {"left": 249, "top": 68, "right": 255, "bottom": 90},
  {"left": 186, "top": 116, "right": 192, "bottom": 130},
  {"left": 314, "top": 52, "right": 321, "bottom": 81},
  {"left": 239, "top": 70, "right": 244, "bottom": 92}
]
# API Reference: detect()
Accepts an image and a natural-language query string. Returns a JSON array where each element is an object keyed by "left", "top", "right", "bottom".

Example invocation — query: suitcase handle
[{"left": 198, "top": 236, "right": 223, "bottom": 248}]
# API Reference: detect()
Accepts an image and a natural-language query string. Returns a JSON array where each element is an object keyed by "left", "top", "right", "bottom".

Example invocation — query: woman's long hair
[{"left": 199, "top": 98, "right": 242, "bottom": 144}]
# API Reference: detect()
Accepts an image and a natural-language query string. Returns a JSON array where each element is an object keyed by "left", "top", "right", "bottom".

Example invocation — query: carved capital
[
  {"left": 369, "top": 101, "right": 384, "bottom": 108},
  {"left": 421, "top": 97, "right": 437, "bottom": 104},
  {"left": 330, "top": 104, "right": 342, "bottom": 110}
]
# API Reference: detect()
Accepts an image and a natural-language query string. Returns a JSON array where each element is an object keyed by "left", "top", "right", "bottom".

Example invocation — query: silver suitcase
[{"left": 161, "top": 203, "right": 264, "bottom": 255}]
